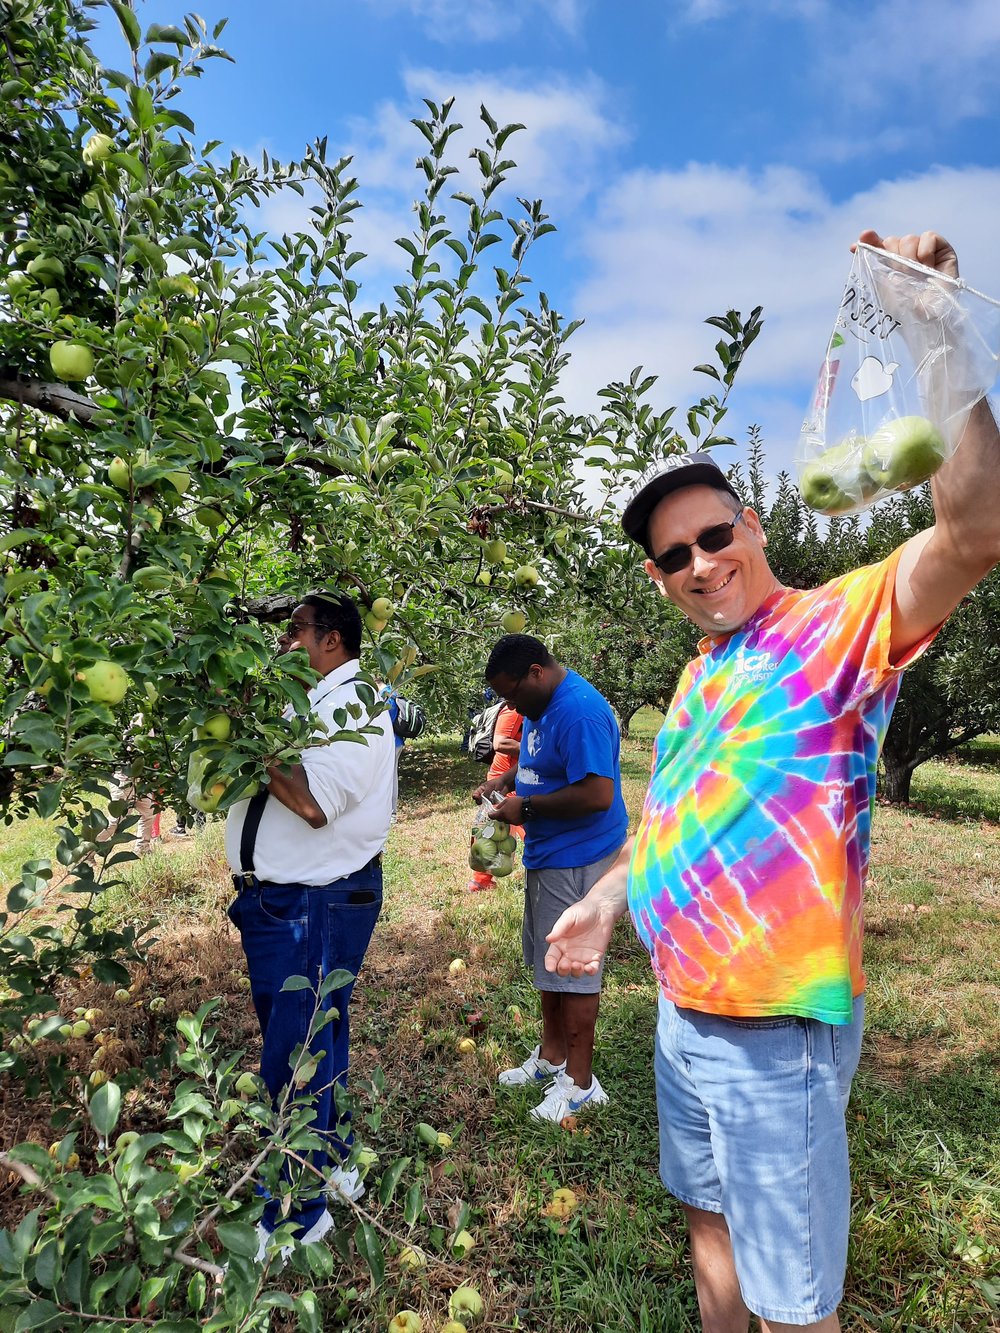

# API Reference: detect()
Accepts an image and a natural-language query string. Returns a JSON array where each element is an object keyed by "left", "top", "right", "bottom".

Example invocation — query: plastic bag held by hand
[
  {"left": 468, "top": 793, "right": 516, "bottom": 877},
  {"left": 797, "top": 242, "right": 1000, "bottom": 515}
]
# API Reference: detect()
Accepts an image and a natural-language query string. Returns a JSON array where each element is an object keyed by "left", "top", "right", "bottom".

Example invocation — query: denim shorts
[{"left": 654, "top": 993, "right": 864, "bottom": 1326}]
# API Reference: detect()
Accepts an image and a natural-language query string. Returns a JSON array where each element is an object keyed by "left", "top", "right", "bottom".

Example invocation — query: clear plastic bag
[
  {"left": 798, "top": 242, "right": 1000, "bottom": 514},
  {"left": 468, "top": 795, "right": 516, "bottom": 877}
]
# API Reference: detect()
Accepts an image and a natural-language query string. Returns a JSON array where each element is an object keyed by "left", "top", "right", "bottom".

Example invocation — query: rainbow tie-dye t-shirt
[{"left": 628, "top": 548, "right": 932, "bottom": 1025}]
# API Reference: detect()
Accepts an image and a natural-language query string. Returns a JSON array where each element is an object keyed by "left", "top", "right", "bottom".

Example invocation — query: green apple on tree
[
  {"left": 77, "top": 660, "right": 130, "bottom": 705},
  {"left": 514, "top": 563, "right": 540, "bottom": 589},
  {"left": 196, "top": 713, "right": 232, "bottom": 742},
  {"left": 862, "top": 415, "right": 947, "bottom": 491},
  {"left": 483, "top": 538, "right": 506, "bottom": 563},
  {"left": 371, "top": 596, "right": 395, "bottom": 621},
  {"left": 107, "top": 457, "right": 131, "bottom": 490},
  {"left": 49, "top": 341, "right": 94, "bottom": 382},
  {"left": 501, "top": 609, "right": 526, "bottom": 634},
  {"left": 82, "top": 133, "right": 115, "bottom": 166},
  {"left": 27, "top": 255, "right": 63, "bottom": 285}
]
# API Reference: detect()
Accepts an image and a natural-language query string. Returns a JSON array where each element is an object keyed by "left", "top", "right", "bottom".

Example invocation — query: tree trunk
[{"left": 880, "top": 751, "right": 914, "bottom": 804}]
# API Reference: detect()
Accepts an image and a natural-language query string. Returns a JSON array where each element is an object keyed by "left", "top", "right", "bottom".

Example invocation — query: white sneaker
[
  {"left": 327, "top": 1162, "right": 365, "bottom": 1203},
  {"left": 529, "top": 1072, "right": 609, "bottom": 1123},
  {"left": 255, "top": 1207, "right": 335, "bottom": 1265},
  {"left": 498, "top": 1044, "right": 567, "bottom": 1087}
]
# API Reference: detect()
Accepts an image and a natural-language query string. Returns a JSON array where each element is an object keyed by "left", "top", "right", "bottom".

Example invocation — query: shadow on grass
[{"left": 904, "top": 778, "right": 1000, "bottom": 825}]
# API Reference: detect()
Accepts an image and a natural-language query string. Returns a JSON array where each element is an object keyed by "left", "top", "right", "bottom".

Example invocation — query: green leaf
[
  {"left": 377, "top": 1155, "right": 411, "bottom": 1206},
  {"left": 318, "top": 968, "right": 355, "bottom": 998},
  {"left": 353, "top": 1221, "right": 384, "bottom": 1288},
  {"left": 215, "top": 1221, "right": 258, "bottom": 1258},
  {"left": 280, "top": 975, "right": 314, "bottom": 993},
  {"left": 403, "top": 1181, "right": 424, "bottom": 1226},
  {"left": 108, "top": 0, "right": 141, "bottom": 50},
  {"left": 14, "top": 1300, "right": 59, "bottom": 1331},
  {"left": 145, "top": 22, "right": 190, "bottom": 44},
  {"left": 89, "top": 1080, "right": 122, "bottom": 1138}
]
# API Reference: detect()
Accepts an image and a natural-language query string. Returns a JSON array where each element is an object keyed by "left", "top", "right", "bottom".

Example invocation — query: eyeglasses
[
  {"left": 652, "top": 509, "right": 746, "bottom": 576},
  {"left": 278, "top": 621, "right": 323, "bottom": 640}
]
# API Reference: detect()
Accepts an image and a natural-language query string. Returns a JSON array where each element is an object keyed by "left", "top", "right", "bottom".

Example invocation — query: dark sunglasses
[{"left": 652, "top": 509, "right": 746, "bottom": 576}]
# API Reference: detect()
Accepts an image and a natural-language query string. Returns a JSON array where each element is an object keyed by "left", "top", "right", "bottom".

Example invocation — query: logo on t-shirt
[
  {"left": 526, "top": 729, "right": 541, "bottom": 758},
  {"left": 734, "top": 648, "right": 777, "bottom": 682}
]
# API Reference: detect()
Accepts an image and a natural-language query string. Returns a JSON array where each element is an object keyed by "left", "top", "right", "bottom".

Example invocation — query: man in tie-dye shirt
[{"left": 543, "top": 230, "right": 1000, "bottom": 1332}]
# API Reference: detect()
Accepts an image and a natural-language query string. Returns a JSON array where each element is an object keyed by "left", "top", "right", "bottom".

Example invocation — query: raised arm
[{"left": 856, "top": 231, "right": 1000, "bottom": 661}]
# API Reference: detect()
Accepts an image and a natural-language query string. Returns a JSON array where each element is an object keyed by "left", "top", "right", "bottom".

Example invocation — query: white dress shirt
[{"left": 225, "top": 659, "right": 395, "bottom": 886}]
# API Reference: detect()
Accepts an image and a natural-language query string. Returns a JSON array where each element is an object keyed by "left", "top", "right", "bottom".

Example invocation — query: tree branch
[{"left": 0, "top": 375, "right": 99, "bottom": 424}]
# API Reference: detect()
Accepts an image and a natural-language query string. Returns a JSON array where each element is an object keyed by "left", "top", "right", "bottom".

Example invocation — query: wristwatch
[{"left": 521, "top": 795, "right": 536, "bottom": 821}]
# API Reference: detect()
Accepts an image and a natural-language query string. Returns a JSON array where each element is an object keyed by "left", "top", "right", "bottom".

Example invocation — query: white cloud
[
  {"left": 361, "top": 0, "right": 587, "bottom": 43},
  {"left": 560, "top": 163, "right": 1000, "bottom": 482},
  {"left": 346, "top": 67, "right": 626, "bottom": 209},
  {"left": 818, "top": 0, "right": 1000, "bottom": 122}
]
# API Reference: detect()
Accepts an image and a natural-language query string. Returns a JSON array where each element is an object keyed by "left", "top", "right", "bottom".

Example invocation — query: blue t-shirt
[{"left": 515, "top": 670, "right": 628, "bottom": 870}]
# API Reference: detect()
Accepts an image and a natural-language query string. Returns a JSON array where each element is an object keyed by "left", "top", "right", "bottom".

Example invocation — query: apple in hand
[
  {"left": 862, "top": 415, "right": 946, "bottom": 491},
  {"left": 799, "top": 440, "right": 878, "bottom": 515}
]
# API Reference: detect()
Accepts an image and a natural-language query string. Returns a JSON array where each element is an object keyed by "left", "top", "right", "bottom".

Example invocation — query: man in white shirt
[{"left": 225, "top": 591, "right": 395, "bottom": 1252}]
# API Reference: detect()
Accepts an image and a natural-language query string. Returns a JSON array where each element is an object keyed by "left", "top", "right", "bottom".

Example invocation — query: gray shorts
[{"left": 522, "top": 847, "right": 622, "bottom": 994}]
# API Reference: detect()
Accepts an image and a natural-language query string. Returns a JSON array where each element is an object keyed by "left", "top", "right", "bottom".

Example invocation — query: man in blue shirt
[{"left": 474, "top": 634, "right": 628, "bottom": 1123}]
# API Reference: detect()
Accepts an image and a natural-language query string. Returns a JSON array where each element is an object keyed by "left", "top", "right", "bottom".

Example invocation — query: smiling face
[{"left": 643, "top": 484, "right": 779, "bottom": 635}]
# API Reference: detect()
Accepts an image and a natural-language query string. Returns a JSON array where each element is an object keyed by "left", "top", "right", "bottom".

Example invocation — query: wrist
[{"left": 520, "top": 794, "right": 536, "bottom": 821}]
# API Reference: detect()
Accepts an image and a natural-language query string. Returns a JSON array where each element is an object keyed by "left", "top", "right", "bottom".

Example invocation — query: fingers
[{"left": 854, "top": 229, "right": 959, "bottom": 277}]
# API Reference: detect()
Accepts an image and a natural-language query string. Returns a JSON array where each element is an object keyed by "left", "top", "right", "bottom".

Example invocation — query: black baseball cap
[{"left": 621, "top": 452, "right": 742, "bottom": 555}]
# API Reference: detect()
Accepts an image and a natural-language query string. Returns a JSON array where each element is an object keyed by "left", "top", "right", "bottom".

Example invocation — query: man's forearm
[
  {"left": 524, "top": 775, "right": 613, "bottom": 820},
  {"left": 264, "top": 762, "right": 327, "bottom": 828},
  {"left": 584, "top": 835, "right": 634, "bottom": 921}
]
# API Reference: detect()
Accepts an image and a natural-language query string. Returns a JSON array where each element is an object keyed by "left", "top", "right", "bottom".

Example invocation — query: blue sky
[{"left": 98, "top": 0, "right": 1000, "bottom": 484}]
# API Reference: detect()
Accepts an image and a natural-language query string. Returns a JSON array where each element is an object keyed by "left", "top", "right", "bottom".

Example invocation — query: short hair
[
  {"left": 485, "top": 634, "right": 554, "bottom": 681},
  {"left": 301, "top": 591, "right": 362, "bottom": 655}
]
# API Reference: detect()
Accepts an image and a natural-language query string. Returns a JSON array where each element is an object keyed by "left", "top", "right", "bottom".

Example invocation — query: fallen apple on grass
[
  {"left": 448, "top": 1287, "right": 483, "bottom": 1321},
  {"left": 387, "top": 1312, "right": 422, "bottom": 1333},
  {"left": 448, "top": 958, "right": 467, "bottom": 977},
  {"left": 451, "top": 1229, "right": 476, "bottom": 1258}
]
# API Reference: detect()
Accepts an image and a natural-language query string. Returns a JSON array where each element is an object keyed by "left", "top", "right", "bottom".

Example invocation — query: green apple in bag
[
  {"left": 799, "top": 438, "right": 880, "bottom": 514},
  {"left": 862, "top": 415, "right": 946, "bottom": 491}
]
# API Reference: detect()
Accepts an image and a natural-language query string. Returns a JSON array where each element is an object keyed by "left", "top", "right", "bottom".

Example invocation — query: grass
[{"left": 1, "top": 718, "right": 998, "bottom": 1331}]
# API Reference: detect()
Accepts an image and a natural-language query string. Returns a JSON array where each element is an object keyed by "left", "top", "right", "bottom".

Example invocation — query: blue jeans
[
  {"left": 655, "top": 993, "right": 865, "bottom": 1325},
  {"left": 227, "top": 861, "right": 382, "bottom": 1232}
]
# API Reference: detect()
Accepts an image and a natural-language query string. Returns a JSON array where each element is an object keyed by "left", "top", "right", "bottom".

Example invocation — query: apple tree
[{"left": 0, "top": 0, "right": 769, "bottom": 1317}]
